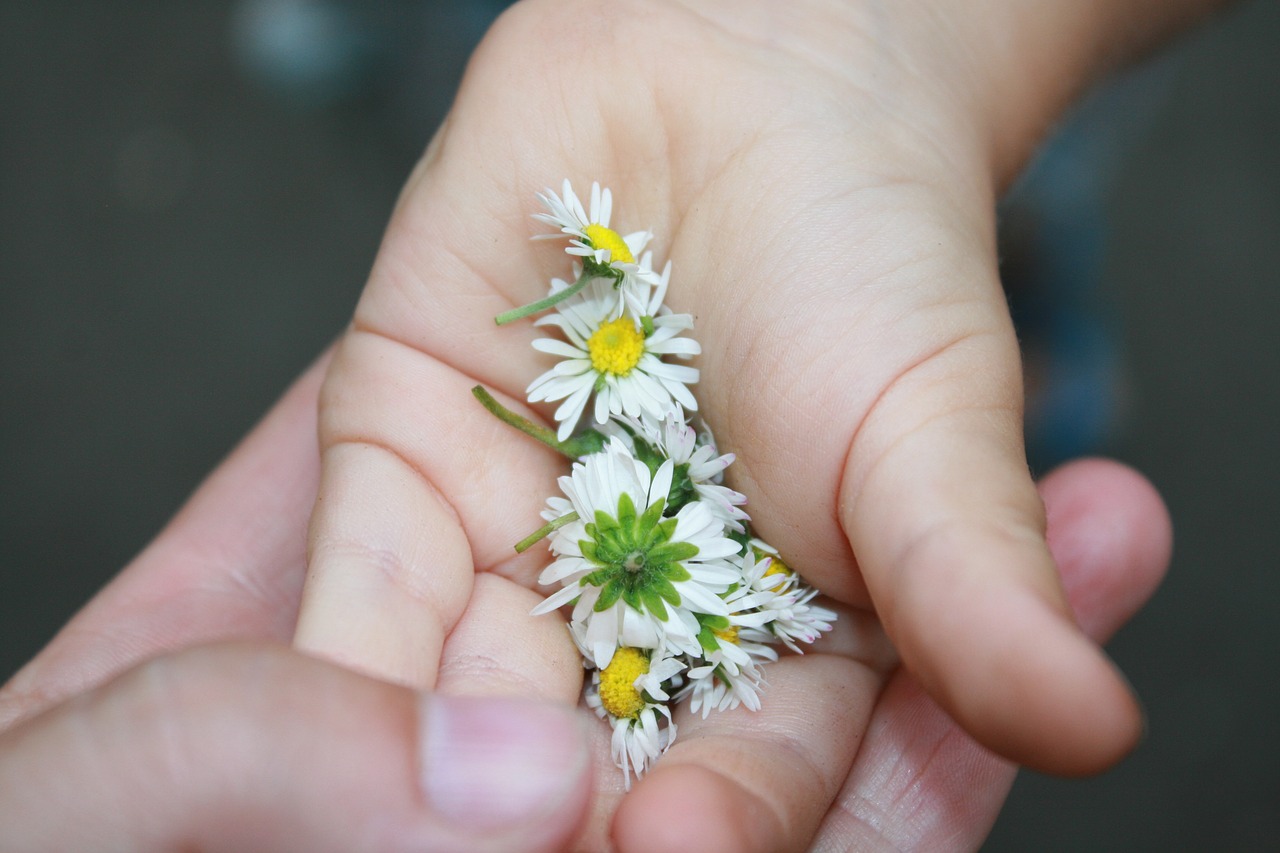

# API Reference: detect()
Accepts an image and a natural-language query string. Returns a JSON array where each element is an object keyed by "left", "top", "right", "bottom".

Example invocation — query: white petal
[
  {"left": 647, "top": 259, "right": 671, "bottom": 314},
  {"left": 675, "top": 581, "right": 731, "bottom": 615},
  {"left": 566, "top": 180, "right": 588, "bottom": 224},
  {"left": 649, "top": 657, "right": 686, "bottom": 685},
  {"left": 615, "top": 376, "right": 642, "bottom": 418},
  {"left": 649, "top": 459, "right": 674, "bottom": 510},
  {"left": 653, "top": 312, "right": 695, "bottom": 331},
  {"left": 550, "top": 358, "right": 593, "bottom": 377},
  {"left": 587, "top": 603, "right": 624, "bottom": 669},
  {"left": 664, "top": 377, "right": 700, "bottom": 411},
  {"left": 645, "top": 359, "right": 700, "bottom": 383},
  {"left": 554, "top": 386, "right": 591, "bottom": 440},
  {"left": 539, "top": 555, "right": 590, "bottom": 584},
  {"left": 531, "top": 582, "right": 582, "bottom": 615},
  {"left": 627, "top": 371, "right": 672, "bottom": 415},
  {"left": 532, "top": 338, "right": 588, "bottom": 359},
  {"left": 591, "top": 182, "right": 606, "bottom": 225},
  {"left": 591, "top": 384, "right": 611, "bottom": 425},
  {"left": 686, "top": 562, "right": 741, "bottom": 586},
  {"left": 623, "top": 230, "right": 651, "bottom": 257},
  {"left": 620, "top": 609, "right": 663, "bottom": 648},
  {"left": 648, "top": 337, "right": 701, "bottom": 357}
]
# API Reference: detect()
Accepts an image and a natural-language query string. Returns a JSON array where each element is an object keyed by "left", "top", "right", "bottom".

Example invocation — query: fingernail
[{"left": 419, "top": 695, "right": 588, "bottom": 830}]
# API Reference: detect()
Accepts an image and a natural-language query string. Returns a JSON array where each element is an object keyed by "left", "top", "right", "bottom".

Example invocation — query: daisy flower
[
  {"left": 526, "top": 277, "right": 700, "bottom": 441},
  {"left": 681, "top": 626, "right": 775, "bottom": 717},
  {"left": 682, "top": 651, "right": 768, "bottom": 717},
  {"left": 495, "top": 179, "right": 659, "bottom": 326},
  {"left": 603, "top": 406, "right": 748, "bottom": 531},
  {"left": 530, "top": 438, "right": 741, "bottom": 669},
  {"left": 585, "top": 646, "right": 685, "bottom": 788},
  {"left": 749, "top": 540, "right": 838, "bottom": 653},
  {"left": 679, "top": 553, "right": 782, "bottom": 717},
  {"left": 533, "top": 179, "right": 657, "bottom": 292}
]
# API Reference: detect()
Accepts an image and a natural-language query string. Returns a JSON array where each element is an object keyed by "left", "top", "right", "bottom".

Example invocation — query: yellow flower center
[
  {"left": 599, "top": 647, "right": 650, "bottom": 719},
  {"left": 713, "top": 625, "right": 740, "bottom": 645},
  {"left": 588, "top": 317, "right": 646, "bottom": 376},
  {"left": 756, "top": 548, "right": 794, "bottom": 590},
  {"left": 584, "top": 223, "right": 635, "bottom": 265}
]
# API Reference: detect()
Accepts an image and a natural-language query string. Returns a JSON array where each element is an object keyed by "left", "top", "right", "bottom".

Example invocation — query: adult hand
[
  {"left": 0, "top": 361, "right": 591, "bottom": 853},
  {"left": 0, "top": 359, "right": 1168, "bottom": 851}
]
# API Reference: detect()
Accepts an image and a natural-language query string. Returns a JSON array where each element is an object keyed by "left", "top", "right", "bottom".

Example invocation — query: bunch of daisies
[{"left": 476, "top": 180, "right": 835, "bottom": 787}]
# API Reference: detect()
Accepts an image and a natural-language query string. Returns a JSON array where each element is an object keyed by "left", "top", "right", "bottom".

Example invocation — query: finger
[
  {"left": 1, "top": 352, "right": 328, "bottom": 729},
  {"left": 289, "top": 135, "right": 579, "bottom": 683},
  {"left": 293, "top": 329, "right": 565, "bottom": 686},
  {"left": 290, "top": 35, "right": 689, "bottom": 687},
  {"left": 613, "top": 457, "right": 1169, "bottom": 853},
  {"left": 435, "top": 573, "right": 583, "bottom": 701},
  {"left": 1041, "top": 458, "right": 1172, "bottom": 643},
  {"left": 839, "top": 321, "right": 1142, "bottom": 774},
  {"left": 667, "top": 166, "right": 1139, "bottom": 769},
  {"left": 814, "top": 458, "right": 1171, "bottom": 851},
  {"left": 612, "top": 605, "right": 896, "bottom": 853},
  {"left": 679, "top": 167, "right": 1142, "bottom": 773},
  {"left": 0, "top": 643, "right": 591, "bottom": 853},
  {"left": 435, "top": 573, "right": 630, "bottom": 852}
]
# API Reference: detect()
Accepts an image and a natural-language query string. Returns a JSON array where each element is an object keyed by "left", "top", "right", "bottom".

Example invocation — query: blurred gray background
[{"left": 2, "top": 1, "right": 1277, "bottom": 849}]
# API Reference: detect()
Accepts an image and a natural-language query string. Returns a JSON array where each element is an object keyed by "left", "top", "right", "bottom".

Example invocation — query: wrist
[
  {"left": 662, "top": 0, "right": 1229, "bottom": 191},
  {"left": 918, "top": 0, "right": 1232, "bottom": 188}
]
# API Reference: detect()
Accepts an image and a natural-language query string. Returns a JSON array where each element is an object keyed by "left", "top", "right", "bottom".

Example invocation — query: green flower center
[{"left": 580, "top": 492, "right": 699, "bottom": 620}]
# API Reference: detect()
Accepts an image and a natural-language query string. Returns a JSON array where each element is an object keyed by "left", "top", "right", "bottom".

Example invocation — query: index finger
[{"left": 1, "top": 352, "right": 329, "bottom": 729}]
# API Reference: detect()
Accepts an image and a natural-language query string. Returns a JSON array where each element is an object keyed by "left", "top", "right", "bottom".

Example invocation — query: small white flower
[
  {"left": 682, "top": 643, "right": 771, "bottom": 717},
  {"left": 749, "top": 540, "right": 838, "bottom": 653},
  {"left": 684, "top": 664, "right": 762, "bottom": 716},
  {"left": 677, "top": 556, "right": 782, "bottom": 717},
  {"left": 526, "top": 278, "right": 700, "bottom": 441},
  {"left": 584, "top": 646, "right": 684, "bottom": 788},
  {"left": 531, "top": 439, "right": 741, "bottom": 669},
  {"left": 532, "top": 179, "right": 658, "bottom": 310},
  {"left": 603, "top": 407, "right": 748, "bottom": 532}
]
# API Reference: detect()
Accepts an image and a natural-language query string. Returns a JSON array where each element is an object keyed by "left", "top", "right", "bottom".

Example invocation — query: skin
[
  {"left": 0, "top": 0, "right": 1227, "bottom": 849},
  {"left": 296, "top": 0, "right": 1205, "bottom": 789},
  {"left": 0, "top": 356, "right": 1169, "bottom": 851}
]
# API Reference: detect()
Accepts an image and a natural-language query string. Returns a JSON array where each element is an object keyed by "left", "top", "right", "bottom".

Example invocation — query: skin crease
[{"left": 0, "top": 0, "right": 1221, "bottom": 849}]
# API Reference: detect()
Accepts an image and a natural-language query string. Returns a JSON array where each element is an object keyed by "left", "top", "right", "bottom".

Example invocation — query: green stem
[
  {"left": 471, "top": 386, "right": 607, "bottom": 459},
  {"left": 515, "top": 511, "right": 580, "bottom": 553},
  {"left": 472, "top": 385, "right": 564, "bottom": 451},
  {"left": 494, "top": 269, "right": 593, "bottom": 325}
]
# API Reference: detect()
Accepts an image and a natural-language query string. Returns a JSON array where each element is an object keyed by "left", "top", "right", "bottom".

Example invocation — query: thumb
[
  {"left": 842, "top": 328, "right": 1142, "bottom": 774},
  {"left": 0, "top": 644, "right": 591, "bottom": 853}
]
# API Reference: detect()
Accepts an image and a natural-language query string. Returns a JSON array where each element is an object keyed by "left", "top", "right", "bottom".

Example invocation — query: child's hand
[{"left": 287, "top": 0, "right": 1197, "bottom": 846}]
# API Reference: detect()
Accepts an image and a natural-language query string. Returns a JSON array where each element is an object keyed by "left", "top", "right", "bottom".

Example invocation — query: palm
[{"left": 330, "top": 3, "right": 1010, "bottom": 597}]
